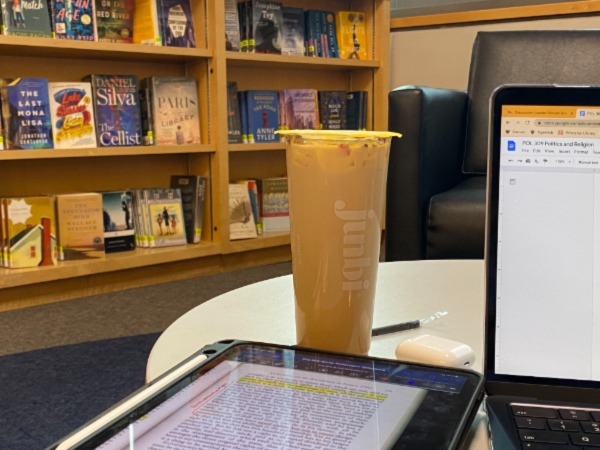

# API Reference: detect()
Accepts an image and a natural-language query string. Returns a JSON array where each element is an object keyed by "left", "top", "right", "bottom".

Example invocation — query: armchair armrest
[{"left": 385, "top": 86, "right": 468, "bottom": 261}]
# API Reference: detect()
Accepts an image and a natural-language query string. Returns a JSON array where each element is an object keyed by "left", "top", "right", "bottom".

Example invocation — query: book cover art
[
  {"left": 279, "top": 89, "right": 318, "bottom": 130},
  {"left": 49, "top": 82, "right": 96, "bottom": 149},
  {"left": 170, "top": 175, "right": 207, "bottom": 244},
  {"left": 227, "top": 81, "right": 242, "bottom": 144},
  {"left": 281, "top": 6, "right": 304, "bottom": 56},
  {"left": 3, "top": 196, "right": 57, "bottom": 268},
  {"left": 224, "top": 0, "right": 240, "bottom": 51},
  {"left": 144, "top": 188, "right": 187, "bottom": 247},
  {"left": 319, "top": 90, "right": 347, "bottom": 130},
  {"left": 133, "top": 0, "right": 160, "bottom": 45},
  {"left": 102, "top": 190, "right": 135, "bottom": 253},
  {"left": 229, "top": 183, "right": 257, "bottom": 240},
  {"left": 346, "top": 90, "right": 367, "bottom": 130},
  {"left": 51, "top": 0, "right": 96, "bottom": 41},
  {"left": 147, "top": 76, "right": 200, "bottom": 146},
  {"left": 335, "top": 11, "right": 368, "bottom": 60},
  {"left": 55, "top": 193, "right": 105, "bottom": 260},
  {"left": 0, "top": 0, "right": 52, "bottom": 37},
  {"left": 237, "top": 179, "right": 262, "bottom": 235},
  {"left": 251, "top": 0, "right": 282, "bottom": 54},
  {"left": 2, "top": 78, "right": 53, "bottom": 150},
  {"left": 86, "top": 74, "right": 142, "bottom": 147},
  {"left": 156, "top": 0, "right": 195, "bottom": 48},
  {"left": 257, "top": 177, "right": 289, "bottom": 232},
  {"left": 95, "top": 0, "right": 134, "bottom": 43},
  {"left": 245, "top": 90, "right": 279, "bottom": 143}
]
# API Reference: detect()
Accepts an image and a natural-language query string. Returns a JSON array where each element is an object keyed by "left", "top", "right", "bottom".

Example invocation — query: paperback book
[
  {"left": 102, "top": 190, "right": 135, "bottom": 253},
  {"left": 133, "top": 0, "right": 160, "bottom": 45},
  {"left": 95, "top": 0, "right": 134, "bottom": 43},
  {"left": 335, "top": 10, "right": 368, "bottom": 60},
  {"left": 51, "top": 0, "right": 96, "bottom": 40},
  {"left": 157, "top": 0, "right": 195, "bottom": 47},
  {"left": 55, "top": 192, "right": 105, "bottom": 260},
  {"left": 3, "top": 196, "right": 57, "bottom": 268},
  {"left": 227, "top": 81, "right": 242, "bottom": 144},
  {"left": 280, "top": 6, "right": 304, "bottom": 56},
  {"left": 229, "top": 183, "right": 257, "bottom": 240},
  {"left": 49, "top": 82, "right": 96, "bottom": 149},
  {"left": 245, "top": 90, "right": 279, "bottom": 143},
  {"left": 257, "top": 177, "right": 289, "bottom": 232},
  {"left": 224, "top": 0, "right": 240, "bottom": 51},
  {"left": 170, "top": 175, "right": 207, "bottom": 244},
  {"left": 144, "top": 187, "right": 187, "bottom": 247},
  {"left": 346, "top": 90, "right": 367, "bottom": 130},
  {"left": 2, "top": 78, "right": 53, "bottom": 150},
  {"left": 237, "top": 179, "right": 261, "bottom": 235},
  {"left": 319, "top": 90, "right": 347, "bottom": 130},
  {"left": 279, "top": 89, "right": 318, "bottom": 130},
  {"left": 143, "top": 76, "right": 200, "bottom": 146},
  {"left": 86, "top": 74, "right": 143, "bottom": 147},
  {"left": 138, "top": 82, "right": 154, "bottom": 145},
  {"left": 252, "top": 0, "right": 282, "bottom": 54},
  {"left": 0, "top": 0, "right": 53, "bottom": 37}
]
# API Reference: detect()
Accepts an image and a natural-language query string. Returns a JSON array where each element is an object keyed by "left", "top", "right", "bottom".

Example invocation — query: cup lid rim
[{"left": 275, "top": 130, "right": 402, "bottom": 139}]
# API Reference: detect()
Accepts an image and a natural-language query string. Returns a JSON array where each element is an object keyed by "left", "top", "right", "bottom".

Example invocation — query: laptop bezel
[{"left": 484, "top": 84, "right": 600, "bottom": 403}]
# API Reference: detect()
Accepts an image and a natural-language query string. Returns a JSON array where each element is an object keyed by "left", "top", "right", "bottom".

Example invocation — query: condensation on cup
[{"left": 277, "top": 130, "right": 401, "bottom": 355}]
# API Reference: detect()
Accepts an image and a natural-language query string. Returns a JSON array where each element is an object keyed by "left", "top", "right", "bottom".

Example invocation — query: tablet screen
[{"left": 55, "top": 342, "right": 483, "bottom": 450}]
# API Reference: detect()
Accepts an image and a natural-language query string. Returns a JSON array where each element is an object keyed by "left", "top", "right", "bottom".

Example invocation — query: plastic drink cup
[{"left": 277, "top": 130, "right": 400, "bottom": 355}]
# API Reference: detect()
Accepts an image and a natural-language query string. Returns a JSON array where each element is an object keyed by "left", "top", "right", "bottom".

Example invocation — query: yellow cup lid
[{"left": 275, "top": 130, "right": 402, "bottom": 139}]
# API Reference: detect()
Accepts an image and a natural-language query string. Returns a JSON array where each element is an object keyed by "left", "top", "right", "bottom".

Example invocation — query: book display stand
[{"left": 0, "top": 0, "right": 390, "bottom": 311}]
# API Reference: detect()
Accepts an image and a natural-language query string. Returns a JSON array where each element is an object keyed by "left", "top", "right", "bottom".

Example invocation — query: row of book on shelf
[
  {"left": 0, "top": 75, "right": 200, "bottom": 150},
  {"left": 227, "top": 82, "right": 367, "bottom": 144},
  {"left": 0, "top": 175, "right": 206, "bottom": 269},
  {"left": 225, "top": 0, "right": 368, "bottom": 60},
  {"left": 230, "top": 177, "right": 289, "bottom": 241},
  {"left": 0, "top": 0, "right": 195, "bottom": 46}
]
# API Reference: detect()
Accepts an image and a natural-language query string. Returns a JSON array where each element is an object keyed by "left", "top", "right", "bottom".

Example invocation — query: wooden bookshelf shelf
[
  {"left": 226, "top": 51, "right": 380, "bottom": 71},
  {"left": 226, "top": 232, "right": 291, "bottom": 254},
  {"left": 229, "top": 143, "right": 285, "bottom": 152}
]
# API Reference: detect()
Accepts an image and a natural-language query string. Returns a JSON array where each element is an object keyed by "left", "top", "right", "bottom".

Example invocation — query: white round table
[{"left": 146, "top": 259, "right": 489, "bottom": 449}]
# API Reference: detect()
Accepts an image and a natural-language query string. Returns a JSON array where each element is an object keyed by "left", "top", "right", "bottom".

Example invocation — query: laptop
[{"left": 485, "top": 85, "right": 600, "bottom": 449}]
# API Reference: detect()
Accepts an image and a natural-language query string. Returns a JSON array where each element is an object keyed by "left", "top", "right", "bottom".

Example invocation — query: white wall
[{"left": 390, "top": 15, "right": 600, "bottom": 91}]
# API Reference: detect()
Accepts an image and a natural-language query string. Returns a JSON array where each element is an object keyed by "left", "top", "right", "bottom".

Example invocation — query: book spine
[{"left": 139, "top": 79, "right": 155, "bottom": 145}]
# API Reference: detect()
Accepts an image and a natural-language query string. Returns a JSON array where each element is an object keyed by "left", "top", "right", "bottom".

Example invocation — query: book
[
  {"left": 1, "top": 78, "right": 53, "bottom": 150},
  {"left": 224, "top": 0, "right": 240, "bottom": 51},
  {"left": 335, "top": 11, "right": 368, "bottom": 60},
  {"left": 245, "top": 90, "right": 279, "bottom": 143},
  {"left": 346, "top": 90, "right": 367, "bottom": 130},
  {"left": 3, "top": 196, "right": 57, "bottom": 268},
  {"left": 251, "top": 0, "right": 282, "bottom": 54},
  {"left": 95, "top": 0, "right": 134, "bottom": 43},
  {"left": 318, "top": 90, "right": 347, "bottom": 130},
  {"left": 48, "top": 82, "right": 97, "bottom": 149},
  {"left": 133, "top": 0, "right": 160, "bottom": 45},
  {"left": 132, "top": 188, "right": 149, "bottom": 247},
  {"left": 229, "top": 183, "right": 257, "bottom": 240},
  {"left": 323, "top": 10, "right": 339, "bottom": 58},
  {"left": 238, "top": 89, "right": 249, "bottom": 143},
  {"left": 237, "top": 179, "right": 261, "bottom": 235},
  {"left": 281, "top": 6, "right": 304, "bottom": 56},
  {"left": 143, "top": 76, "right": 201, "bottom": 146},
  {"left": 237, "top": 0, "right": 247, "bottom": 52},
  {"left": 85, "top": 74, "right": 143, "bottom": 147},
  {"left": 144, "top": 187, "right": 187, "bottom": 247},
  {"left": 0, "top": 0, "right": 52, "bottom": 37},
  {"left": 156, "top": 0, "right": 195, "bottom": 48},
  {"left": 0, "top": 77, "right": 14, "bottom": 150},
  {"left": 102, "top": 190, "right": 136, "bottom": 253},
  {"left": 304, "top": 9, "right": 322, "bottom": 57},
  {"left": 278, "top": 89, "right": 318, "bottom": 130},
  {"left": 51, "top": 0, "right": 96, "bottom": 41},
  {"left": 226, "top": 81, "right": 242, "bottom": 144},
  {"left": 170, "top": 175, "right": 207, "bottom": 244},
  {"left": 138, "top": 82, "right": 154, "bottom": 145},
  {"left": 257, "top": 177, "right": 289, "bottom": 232},
  {"left": 55, "top": 192, "right": 105, "bottom": 260}
]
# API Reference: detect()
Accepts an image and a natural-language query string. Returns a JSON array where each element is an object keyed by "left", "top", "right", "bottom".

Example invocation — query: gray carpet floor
[{"left": 0, "top": 261, "right": 292, "bottom": 356}]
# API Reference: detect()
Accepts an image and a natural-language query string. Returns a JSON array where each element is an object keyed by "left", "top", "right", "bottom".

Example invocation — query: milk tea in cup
[{"left": 278, "top": 130, "right": 400, "bottom": 355}]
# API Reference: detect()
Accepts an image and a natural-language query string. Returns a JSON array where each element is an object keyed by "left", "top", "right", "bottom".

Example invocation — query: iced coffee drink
[{"left": 278, "top": 130, "right": 399, "bottom": 355}]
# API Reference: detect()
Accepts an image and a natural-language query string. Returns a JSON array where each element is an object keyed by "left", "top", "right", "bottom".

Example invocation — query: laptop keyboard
[{"left": 512, "top": 402, "right": 600, "bottom": 449}]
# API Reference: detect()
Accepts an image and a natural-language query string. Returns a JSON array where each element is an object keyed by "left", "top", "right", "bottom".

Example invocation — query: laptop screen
[{"left": 487, "top": 86, "right": 600, "bottom": 390}]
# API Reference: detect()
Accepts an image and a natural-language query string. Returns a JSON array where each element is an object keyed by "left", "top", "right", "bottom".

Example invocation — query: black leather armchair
[{"left": 385, "top": 30, "right": 600, "bottom": 261}]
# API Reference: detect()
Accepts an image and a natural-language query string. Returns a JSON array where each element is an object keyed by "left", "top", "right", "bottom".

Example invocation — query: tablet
[{"left": 50, "top": 340, "right": 484, "bottom": 450}]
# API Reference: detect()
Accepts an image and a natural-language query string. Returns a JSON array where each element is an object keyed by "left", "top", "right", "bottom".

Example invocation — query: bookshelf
[{"left": 0, "top": 0, "right": 390, "bottom": 311}]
